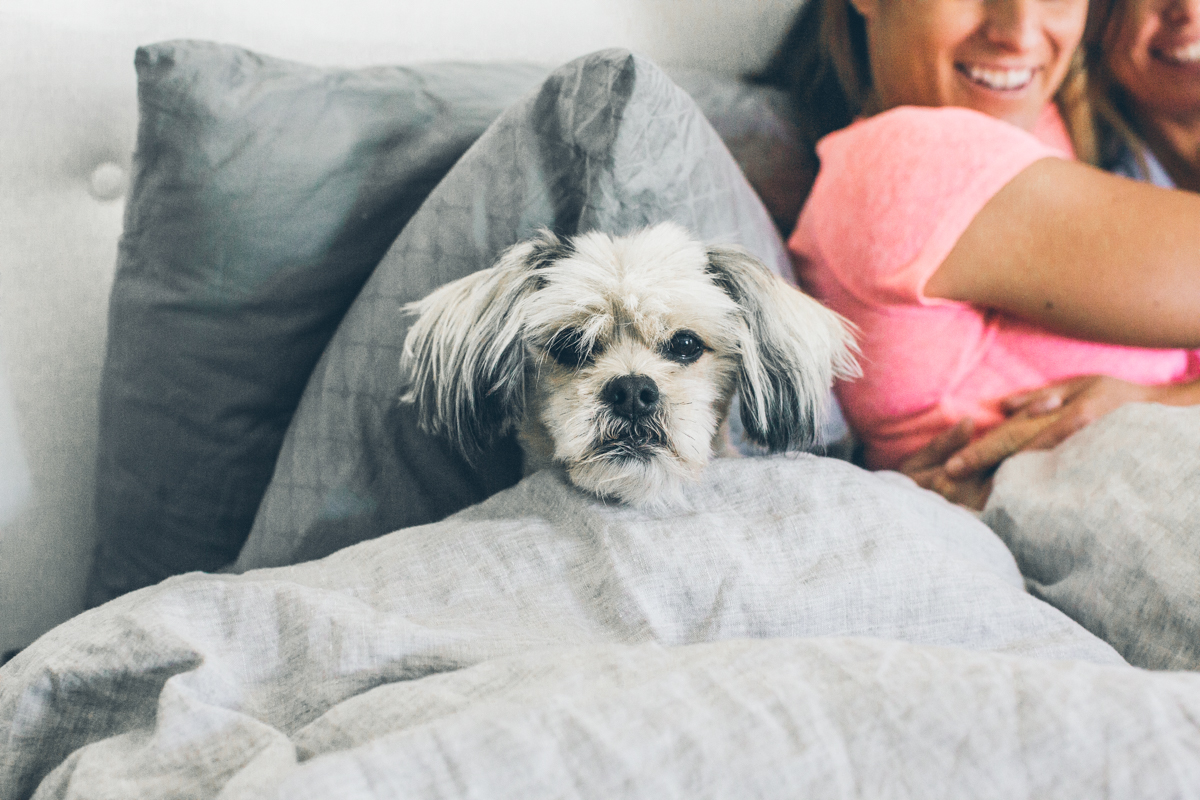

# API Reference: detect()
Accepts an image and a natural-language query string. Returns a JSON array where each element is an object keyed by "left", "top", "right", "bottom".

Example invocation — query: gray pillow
[
  {"left": 89, "top": 41, "right": 549, "bottom": 606},
  {"left": 233, "top": 49, "right": 797, "bottom": 571},
  {"left": 91, "top": 40, "right": 819, "bottom": 604},
  {"left": 982, "top": 403, "right": 1200, "bottom": 671}
]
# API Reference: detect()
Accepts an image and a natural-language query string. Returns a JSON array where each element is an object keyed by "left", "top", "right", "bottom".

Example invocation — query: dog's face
[
  {"left": 401, "top": 223, "right": 858, "bottom": 506},
  {"left": 517, "top": 228, "right": 745, "bottom": 504}
]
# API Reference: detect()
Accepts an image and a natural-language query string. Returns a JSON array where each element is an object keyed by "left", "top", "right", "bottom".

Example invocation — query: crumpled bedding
[
  {"left": 982, "top": 402, "right": 1200, "bottom": 671},
  {"left": 6, "top": 41, "right": 1199, "bottom": 798},
  {"left": 4, "top": 421, "right": 1200, "bottom": 798}
]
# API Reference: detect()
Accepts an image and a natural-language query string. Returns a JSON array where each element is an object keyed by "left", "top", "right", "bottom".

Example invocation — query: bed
[{"left": 3, "top": 29, "right": 1200, "bottom": 800}]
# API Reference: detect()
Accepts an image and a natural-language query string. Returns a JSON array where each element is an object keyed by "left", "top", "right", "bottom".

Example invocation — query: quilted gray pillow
[
  {"left": 983, "top": 403, "right": 1200, "bottom": 671},
  {"left": 233, "top": 49, "right": 798, "bottom": 571}
]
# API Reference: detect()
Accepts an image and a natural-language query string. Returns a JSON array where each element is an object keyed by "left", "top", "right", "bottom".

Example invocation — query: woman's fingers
[
  {"left": 944, "top": 414, "right": 1057, "bottom": 478},
  {"left": 923, "top": 468, "right": 994, "bottom": 511},
  {"left": 903, "top": 374, "right": 1173, "bottom": 506},
  {"left": 1022, "top": 411, "right": 1092, "bottom": 451},
  {"left": 1019, "top": 379, "right": 1134, "bottom": 448},
  {"left": 955, "top": 375, "right": 1155, "bottom": 471},
  {"left": 1000, "top": 387, "right": 1046, "bottom": 414},
  {"left": 1000, "top": 379, "right": 1082, "bottom": 416},
  {"left": 900, "top": 417, "right": 974, "bottom": 472},
  {"left": 1015, "top": 391, "right": 1065, "bottom": 416},
  {"left": 902, "top": 461, "right": 994, "bottom": 511},
  {"left": 942, "top": 473, "right": 993, "bottom": 511}
]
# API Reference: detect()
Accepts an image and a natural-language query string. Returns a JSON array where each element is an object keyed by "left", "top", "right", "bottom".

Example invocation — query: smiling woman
[
  {"left": 758, "top": 0, "right": 1200, "bottom": 508},
  {"left": 850, "top": 0, "right": 1086, "bottom": 134},
  {"left": 1090, "top": 0, "right": 1200, "bottom": 190}
]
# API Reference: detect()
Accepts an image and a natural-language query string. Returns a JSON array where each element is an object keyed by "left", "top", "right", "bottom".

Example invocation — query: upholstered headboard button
[{"left": 88, "top": 162, "right": 127, "bottom": 201}]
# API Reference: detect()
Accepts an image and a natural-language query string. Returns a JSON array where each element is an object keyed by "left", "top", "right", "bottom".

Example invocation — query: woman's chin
[{"left": 951, "top": 79, "right": 1050, "bottom": 133}]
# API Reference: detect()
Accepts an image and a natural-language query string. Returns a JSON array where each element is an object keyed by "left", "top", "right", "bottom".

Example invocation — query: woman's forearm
[
  {"left": 1150, "top": 376, "right": 1200, "bottom": 407},
  {"left": 927, "top": 158, "right": 1200, "bottom": 350}
]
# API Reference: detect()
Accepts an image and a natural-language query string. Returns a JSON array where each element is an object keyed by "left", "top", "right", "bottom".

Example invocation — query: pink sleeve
[{"left": 803, "top": 106, "right": 1064, "bottom": 307}]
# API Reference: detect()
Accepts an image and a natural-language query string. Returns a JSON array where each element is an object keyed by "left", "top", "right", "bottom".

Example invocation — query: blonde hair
[{"left": 754, "top": 0, "right": 1098, "bottom": 163}]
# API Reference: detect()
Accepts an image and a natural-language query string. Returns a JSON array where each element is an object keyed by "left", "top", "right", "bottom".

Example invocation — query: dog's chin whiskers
[
  {"left": 589, "top": 441, "right": 661, "bottom": 465},
  {"left": 567, "top": 444, "right": 695, "bottom": 509}
]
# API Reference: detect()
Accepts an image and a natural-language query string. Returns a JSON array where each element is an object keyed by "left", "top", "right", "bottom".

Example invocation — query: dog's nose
[{"left": 602, "top": 374, "right": 660, "bottom": 420}]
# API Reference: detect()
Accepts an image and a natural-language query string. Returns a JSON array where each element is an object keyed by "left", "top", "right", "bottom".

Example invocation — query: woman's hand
[
  {"left": 899, "top": 374, "right": 1200, "bottom": 509},
  {"left": 897, "top": 418, "right": 994, "bottom": 511},
  {"left": 943, "top": 375, "right": 1169, "bottom": 479}
]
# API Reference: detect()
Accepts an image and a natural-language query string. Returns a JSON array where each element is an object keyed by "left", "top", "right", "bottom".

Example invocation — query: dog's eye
[
  {"left": 664, "top": 330, "right": 705, "bottom": 363},
  {"left": 546, "top": 330, "right": 591, "bottom": 368}
]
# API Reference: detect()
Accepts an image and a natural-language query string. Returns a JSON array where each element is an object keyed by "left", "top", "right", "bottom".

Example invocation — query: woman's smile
[
  {"left": 957, "top": 63, "right": 1041, "bottom": 92},
  {"left": 852, "top": 0, "right": 1088, "bottom": 133},
  {"left": 1105, "top": 0, "right": 1200, "bottom": 120},
  {"left": 1153, "top": 38, "right": 1200, "bottom": 66}
]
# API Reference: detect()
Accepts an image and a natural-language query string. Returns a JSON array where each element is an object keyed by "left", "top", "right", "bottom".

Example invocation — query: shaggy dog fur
[{"left": 401, "top": 222, "right": 858, "bottom": 506}]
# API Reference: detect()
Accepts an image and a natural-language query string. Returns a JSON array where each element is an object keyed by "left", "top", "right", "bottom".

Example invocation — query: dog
[{"left": 401, "top": 222, "right": 858, "bottom": 506}]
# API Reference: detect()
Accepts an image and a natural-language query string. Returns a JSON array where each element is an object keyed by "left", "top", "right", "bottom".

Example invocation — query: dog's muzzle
[{"left": 597, "top": 374, "right": 668, "bottom": 461}]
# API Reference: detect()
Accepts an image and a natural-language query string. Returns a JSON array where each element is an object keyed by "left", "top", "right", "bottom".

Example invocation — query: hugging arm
[
  {"left": 902, "top": 374, "right": 1200, "bottom": 508},
  {"left": 926, "top": 157, "right": 1200, "bottom": 349},
  {"left": 905, "top": 160, "right": 1200, "bottom": 501}
]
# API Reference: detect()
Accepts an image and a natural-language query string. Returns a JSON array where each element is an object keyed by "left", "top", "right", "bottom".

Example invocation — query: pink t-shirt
[{"left": 789, "top": 105, "right": 1199, "bottom": 470}]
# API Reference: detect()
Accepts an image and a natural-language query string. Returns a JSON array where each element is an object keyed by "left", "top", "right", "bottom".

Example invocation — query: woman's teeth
[
  {"left": 1158, "top": 41, "right": 1200, "bottom": 65},
  {"left": 962, "top": 65, "right": 1035, "bottom": 90}
]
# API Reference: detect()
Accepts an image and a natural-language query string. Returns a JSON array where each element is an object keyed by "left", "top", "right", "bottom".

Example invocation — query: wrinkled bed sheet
[
  {"left": 983, "top": 402, "right": 1200, "bottom": 672},
  {"left": 4, "top": 411, "right": 1200, "bottom": 798}
]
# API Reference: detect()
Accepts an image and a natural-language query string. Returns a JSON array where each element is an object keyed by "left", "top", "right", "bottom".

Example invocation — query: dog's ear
[
  {"left": 705, "top": 245, "right": 860, "bottom": 452},
  {"left": 401, "top": 231, "right": 566, "bottom": 460}
]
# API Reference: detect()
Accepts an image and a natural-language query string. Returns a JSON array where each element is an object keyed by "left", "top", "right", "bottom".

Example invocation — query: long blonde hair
[{"left": 753, "top": 0, "right": 1098, "bottom": 163}]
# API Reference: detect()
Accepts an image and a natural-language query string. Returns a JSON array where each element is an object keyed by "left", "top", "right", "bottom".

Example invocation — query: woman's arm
[{"left": 926, "top": 158, "right": 1200, "bottom": 350}]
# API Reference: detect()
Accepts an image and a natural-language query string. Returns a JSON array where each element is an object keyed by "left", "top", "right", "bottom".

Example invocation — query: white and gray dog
[{"left": 401, "top": 222, "right": 858, "bottom": 506}]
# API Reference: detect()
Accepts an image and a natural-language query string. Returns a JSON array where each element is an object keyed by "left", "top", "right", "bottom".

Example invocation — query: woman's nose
[{"left": 983, "top": 0, "right": 1044, "bottom": 50}]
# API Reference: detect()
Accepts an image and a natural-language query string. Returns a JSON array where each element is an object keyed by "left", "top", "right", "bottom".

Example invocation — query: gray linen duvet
[{"left": 4, "top": 404, "right": 1200, "bottom": 798}]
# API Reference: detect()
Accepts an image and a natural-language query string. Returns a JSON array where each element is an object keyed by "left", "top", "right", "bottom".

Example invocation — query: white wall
[
  {"left": 6, "top": 0, "right": 798, "bottom": 72},
  {"left": 0, "top": 0, "right": 803, "bottom": 654}
]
